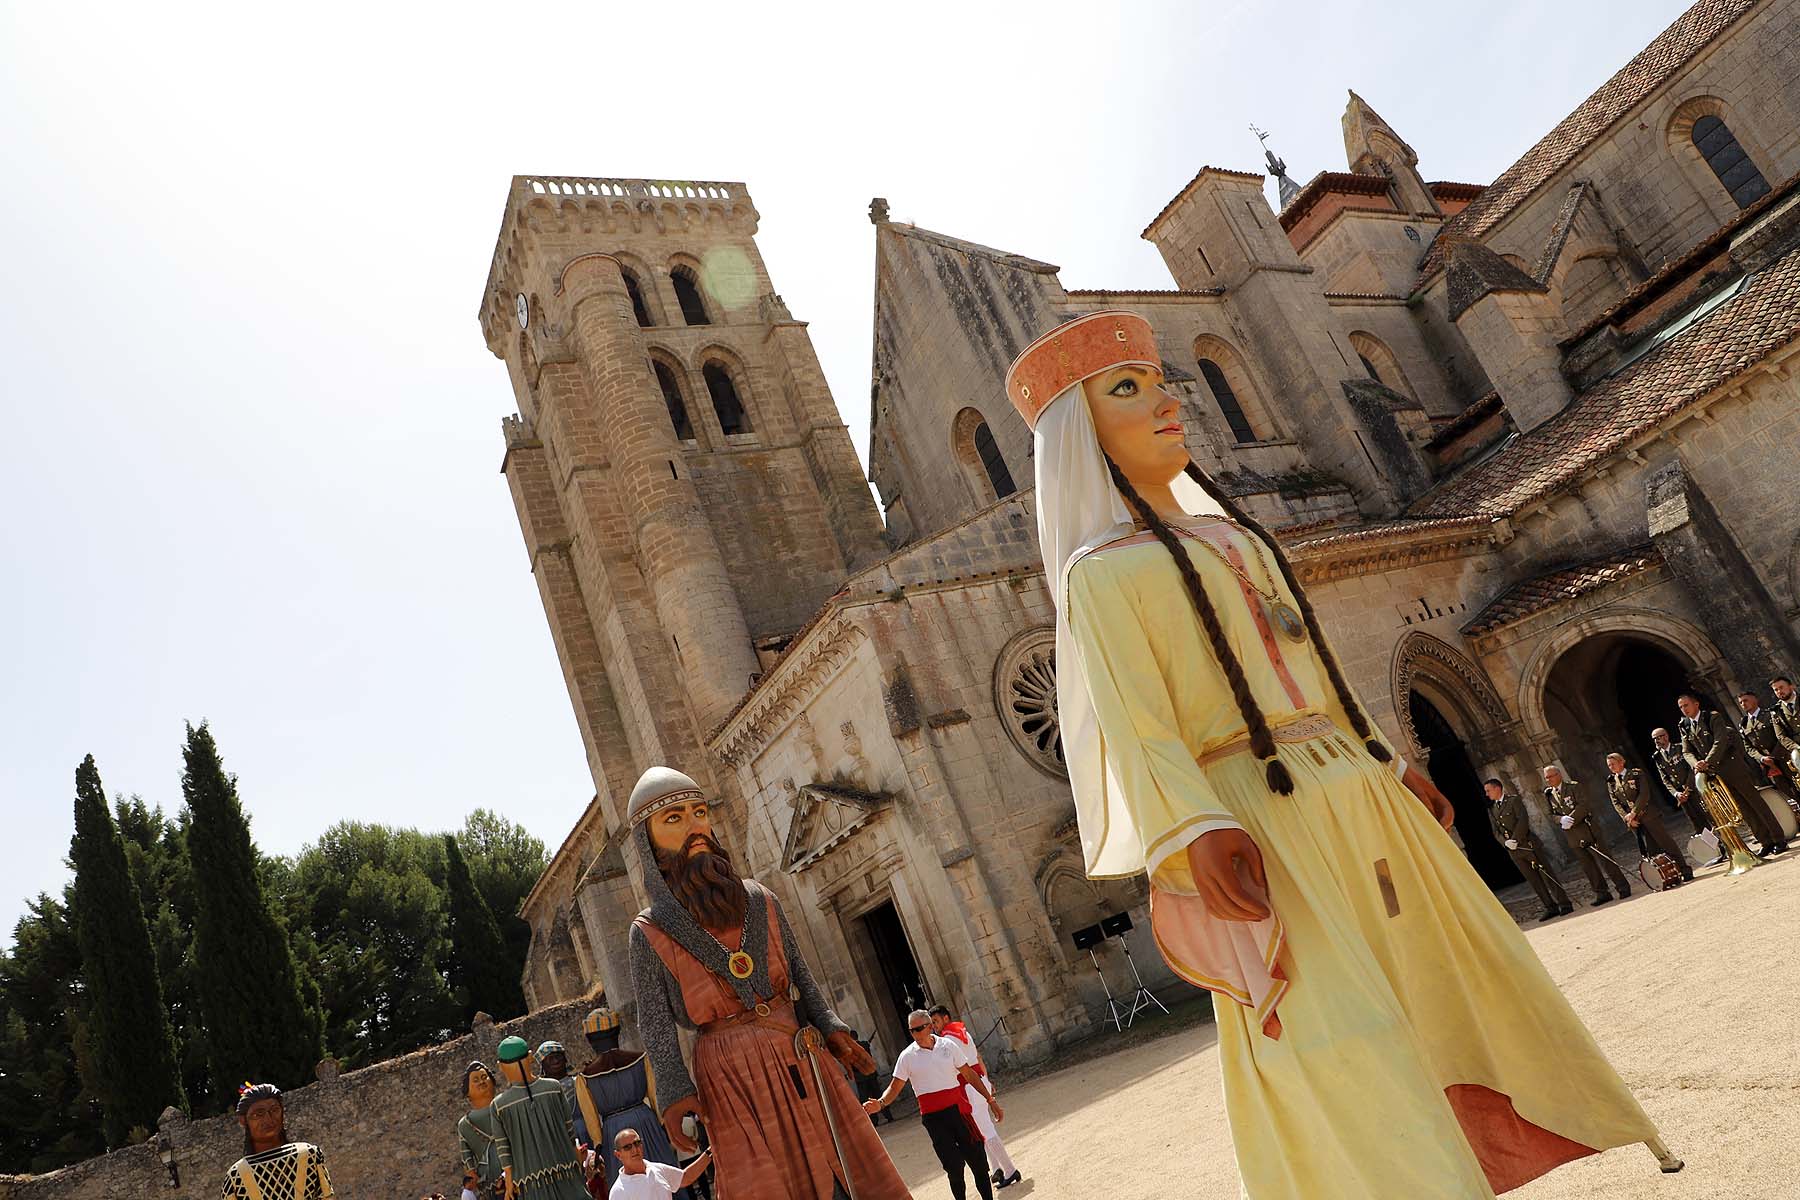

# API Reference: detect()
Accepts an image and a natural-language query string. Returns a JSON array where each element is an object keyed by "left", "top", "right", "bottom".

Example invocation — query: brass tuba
[{"left": 1694, "top": 771, "right": 1760, "bottom": 875}]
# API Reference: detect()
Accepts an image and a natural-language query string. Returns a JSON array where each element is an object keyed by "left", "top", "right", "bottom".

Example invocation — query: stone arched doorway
[
  {"left": 1408, "top": 691, "right": 1521, "bottom": 889},
  {"left": 1542, "top": 637, "right": 1700, "bottom": 816}
]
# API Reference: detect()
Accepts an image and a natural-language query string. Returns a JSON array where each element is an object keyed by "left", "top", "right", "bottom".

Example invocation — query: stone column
[
  {"left": 562, "top": 255, "right": 760, "bottom": 732},
  {"left": 1647, "top": 460, "right": 1800, "bottom": 691}
]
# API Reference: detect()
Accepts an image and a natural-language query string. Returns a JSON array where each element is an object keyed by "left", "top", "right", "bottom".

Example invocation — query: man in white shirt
[
  {"left": 863, "top": 1010, "right": 1002, "bottom": 1200},
  {"left": 609, "top": 1128, "right": 711, "bottom": 1200},
  {"left": 929, "top": 1004, "right": 1020, "bottom": 1188}
]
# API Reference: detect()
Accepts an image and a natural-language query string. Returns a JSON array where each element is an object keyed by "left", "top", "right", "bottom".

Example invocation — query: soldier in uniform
[
  {"left": 1603, "top": 754, "right": 1692, "bottom": 883},
  {"left": 1650, "top": 727, "right": 1724, "bottom": 866},
  {"left": 1542, "top": 765, "right": 1632, "bottom": 904},
  {"left": 1738, "top": 690, "right": 1798, "bottom": 802},
  {"left": 1484, "top": 778, "right": 1571, "bottom": 920},
  {"left": 1768, "top": 676, "right": 1800, "bottom": 770},
  {"left": 1677, "top": 691, "right": 1788, "bottom": 857}
]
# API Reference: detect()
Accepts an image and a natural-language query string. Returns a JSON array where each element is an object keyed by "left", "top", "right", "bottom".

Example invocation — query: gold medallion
[
  {"left": 1270, "top": 601, "right": 1307, "bottom": 643},
  {"left": 727, "top": 951, "right": 755, "bottom": 980}
]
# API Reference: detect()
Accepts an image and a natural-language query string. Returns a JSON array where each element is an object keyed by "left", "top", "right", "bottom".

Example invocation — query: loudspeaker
[
  {"left": 1071, "top": 923, "right": 1105, "bottom": 950},
  {"left": 1099, "top": 912, "right": 1133, "bottom": 938}
]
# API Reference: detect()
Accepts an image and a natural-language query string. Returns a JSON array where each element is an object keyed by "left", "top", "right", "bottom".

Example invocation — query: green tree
[
  {"left": 67, "top": 757, "right": 186, "bottom": 1145},
  {"left": 274, "top": 822, "right": 459, "bottom": 1066},
  {"left": 182, "top": 723, "right": 320, "bottom": 1100},
  {"left": 443, "top": 833, "right": 524, "bottom": 1021},
  {"left": 457, "top": 809, "right": 547, "bottom": 988},
  {"left": 0, "top": 895, "right": 104, "bottom": 1172},
  {"left": 114, "top": 797, "right": 212, "bottom": 1112}
]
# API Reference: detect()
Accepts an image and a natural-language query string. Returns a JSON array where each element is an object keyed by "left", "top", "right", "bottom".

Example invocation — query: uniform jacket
[
  {"left": 1770, "top": 694, "right": 1800, "bottom": 755},
  {"left": 1680, "top": 709, "right": 1766, "bottom": 801},
  {"left": 1605, "top": 768, "right": 1661, "bottom": 825},
  {"left": 1740, "top": 706, "right": 1787, "bottom": 773},
  {"left": 1651, "top": 744, "right": 1694, "bottom": 801},
  {"left": 1489, "top": 793, "right": 1541, "bottom": 849},
  {"left": 1543, "top": 780, "right": 1600, "bottom": 848}
]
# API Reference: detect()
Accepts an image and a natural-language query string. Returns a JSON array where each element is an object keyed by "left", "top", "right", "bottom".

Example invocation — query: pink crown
[{"left": 1004, "top": 311, "right": 1161, "bottom": 429}]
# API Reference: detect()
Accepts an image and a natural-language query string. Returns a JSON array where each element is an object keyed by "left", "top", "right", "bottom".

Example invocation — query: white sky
[{"left": 1, "top": 0, "right": 1695, "bottom": 941}]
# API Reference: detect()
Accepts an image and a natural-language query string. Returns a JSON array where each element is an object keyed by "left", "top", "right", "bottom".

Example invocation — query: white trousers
[{"left": 965, "top": 1084, "right": 1017, "bottom": 1177}]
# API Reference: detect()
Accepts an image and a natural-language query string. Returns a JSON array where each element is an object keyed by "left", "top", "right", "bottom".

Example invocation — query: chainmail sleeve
[
  {"left": 629, "top": 920, "right": 697, "bottom": 1112},
  {"left": 772, "top": 891, "right": 851, "bottom": 1039}
]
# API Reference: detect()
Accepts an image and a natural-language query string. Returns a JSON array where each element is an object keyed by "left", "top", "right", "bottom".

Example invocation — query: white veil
[{"left": 1036, "top": 379, "right": 1223, "bottom": 877}]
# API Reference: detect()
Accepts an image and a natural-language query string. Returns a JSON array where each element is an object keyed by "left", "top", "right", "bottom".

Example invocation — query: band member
[
  {"left": 1649, "top": 726, "right": 1715, "bottom": 846},
  {"left": 226, "top": 1082, "right": 335, "bottom": 1199},
  {"left": 624, "top": 766, "right": 910, "bottom": 1200},
  {"left": 930, "top": 1004, "right": 1020, "bottom": 1188},
  {"left": 1678, "top": 692, "right": 1788, "bottom": 857},
  {"left": 1603, "top": 754, "right": 1692, "bottom": 883},
  {"left": 1484, "top": 779, "right": 1571, "bottom": 920},
  {"left": 1011, "top": 310, "right": 1675, "bottom": 1196},
  {"left": 1769, "top": 676, "right": 1800, "bottom": 768},
  {"left": 863, "top": 1010, "right": 999, "bottom": 1200},
  {"left": 1543, "top": 766, "right": 1631, "bottom": 903},
  {"left": 1738, "top": 690, "right": 1798, "bottom": 800}
]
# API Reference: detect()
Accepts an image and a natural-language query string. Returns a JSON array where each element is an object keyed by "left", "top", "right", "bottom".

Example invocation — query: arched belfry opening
[{"left": 1407, "top": 690, "right": 1521, "bottom": 889}]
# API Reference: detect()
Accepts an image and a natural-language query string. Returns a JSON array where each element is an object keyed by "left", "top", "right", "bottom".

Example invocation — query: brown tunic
[{"left": 636, "top": 905, "right": 910, "bottom": 1200}]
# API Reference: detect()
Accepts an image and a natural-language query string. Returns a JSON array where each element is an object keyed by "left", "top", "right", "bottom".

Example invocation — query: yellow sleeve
[{"left": 1067, "top": 558, "right": 1243, "bottom": 892}]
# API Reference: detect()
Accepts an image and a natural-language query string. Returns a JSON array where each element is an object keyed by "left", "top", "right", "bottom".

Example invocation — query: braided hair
[
  {"left": 1101, "top": 458, "right": 1393, "bottom": 795},
  {"left": 235, "top": 1082, "right": 287, "bottom": 1154}
]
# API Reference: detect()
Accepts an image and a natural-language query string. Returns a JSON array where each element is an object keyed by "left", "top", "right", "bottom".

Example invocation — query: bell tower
[{"left": 479, "top": 176, "right": 887, "bottom": 1002}]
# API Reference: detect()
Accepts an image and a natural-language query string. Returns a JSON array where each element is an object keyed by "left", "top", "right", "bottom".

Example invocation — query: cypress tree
[
  {"left": 443, "top": 834, "right": 524, "bottom": 1021},
  {"left": 67, "top": 756, "right": 186, "bottom": 1144},
  {"left": 181, "top": 723, "right": 320, "bottom": 1099}
]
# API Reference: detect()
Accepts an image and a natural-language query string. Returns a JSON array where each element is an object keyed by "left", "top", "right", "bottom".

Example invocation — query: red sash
[{"left": 916, "top": 1086, "right": 971, "bottom": 1116}]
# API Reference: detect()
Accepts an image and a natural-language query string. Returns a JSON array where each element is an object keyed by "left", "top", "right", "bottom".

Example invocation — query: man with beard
[
  {"left": 625, "top": 767, "right": 910, "bottom": 1200},
  {"left": 1678, "top": 691, "right": 1788, "bottom": 857}
]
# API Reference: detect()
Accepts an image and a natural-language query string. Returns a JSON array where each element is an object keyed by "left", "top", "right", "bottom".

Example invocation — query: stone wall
[{"left": 0, "top": 1000, "right": 601, "bottom": 1200}]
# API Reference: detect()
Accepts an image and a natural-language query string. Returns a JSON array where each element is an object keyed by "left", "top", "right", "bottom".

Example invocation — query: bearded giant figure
[{"left": 624, "top": 767, "right": 911, "bottom": 1200}]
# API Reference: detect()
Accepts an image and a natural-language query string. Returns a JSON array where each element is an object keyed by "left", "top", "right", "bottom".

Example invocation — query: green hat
[{"left": 497, "top": 1036, "right": 531, "bottom": 1064}]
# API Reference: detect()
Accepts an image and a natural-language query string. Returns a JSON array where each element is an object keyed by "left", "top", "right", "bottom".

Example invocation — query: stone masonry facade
[{"left": 484, "top": 0, "right": 1800, "bottom": 1082}]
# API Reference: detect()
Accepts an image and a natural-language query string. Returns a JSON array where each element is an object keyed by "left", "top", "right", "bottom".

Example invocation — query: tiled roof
[
  {"left": 1278, "top": 170, "right": 1391, "bottom": 228},
  {"left": 1290, "top": 515, "right": 1490, "bottom": 553},
  {"left": 1418, "top": 0, "right": 1758, "bottom": 278},
  {"left": 1142, "top": 166, "right": 1266, "bottom": 238},
  {"left": 1423, "top": 391, "right": 1504, "bottom": 451},
  {"left": 1409, "top": 238, "right": 1800, "bottom": 519},
  {"left": 1444, "top": 240, "right": 1549, "bottom": 319},
  {"left": 1428, "top": 181, "right": 1487, "bottom": 202},
  {"left": 1064, "top": 287, "right": 1226, "bottom": 298},
  {"left": 1463, "top": 545, "right": 1662, "bottom": 636}
]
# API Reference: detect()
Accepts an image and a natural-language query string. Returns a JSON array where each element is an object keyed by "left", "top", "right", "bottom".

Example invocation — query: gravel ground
[{"left": 872, "top": 852, "right": 1800, "bottom": 1199}]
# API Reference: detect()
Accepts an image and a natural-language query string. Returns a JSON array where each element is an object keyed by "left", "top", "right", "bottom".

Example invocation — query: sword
[{"left": 794, "top": 1026, "right": 861, "bottom": 1200}]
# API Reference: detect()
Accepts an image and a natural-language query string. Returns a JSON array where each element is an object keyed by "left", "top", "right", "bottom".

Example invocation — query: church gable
[{"left": 781, "top": 783, "right": 891, "bottom": 873}]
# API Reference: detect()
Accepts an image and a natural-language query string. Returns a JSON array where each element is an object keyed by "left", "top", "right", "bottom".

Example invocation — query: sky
[{"left": 0, "top": 0, "right": 1698, "bottom": 943}]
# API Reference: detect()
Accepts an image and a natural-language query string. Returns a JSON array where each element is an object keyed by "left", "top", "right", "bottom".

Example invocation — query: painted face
[
  {"left": 1677, "top": 696, "right": 1700, "bottom": 719},
  {"left": 1081, "top": 365, "right": 1189, "bottom": 489},
  {"left": 466, "top": 1067, "right": 495, "bottom": 1108},
  {"left": 240, "top": 1098, "right": 284, "bottom": 1148},
  {"left": 647, "top": 799, "right": 715, "bottom": 859}
]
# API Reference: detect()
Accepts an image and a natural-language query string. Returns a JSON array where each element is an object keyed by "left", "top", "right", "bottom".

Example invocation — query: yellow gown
[{"left": 1066, "top": 518, "right": 1659, "bottom": 1198}]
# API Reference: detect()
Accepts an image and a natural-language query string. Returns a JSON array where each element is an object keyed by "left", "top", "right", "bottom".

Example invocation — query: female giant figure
[{"left": 1010, "top": 311, "right": 1679, "bottom": 1197}]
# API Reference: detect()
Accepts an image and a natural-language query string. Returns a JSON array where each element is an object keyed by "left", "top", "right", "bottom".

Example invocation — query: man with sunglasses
[
  {"left": 608, "top": 1128, "right": 711, "bottom": 1200},
  {"left": 863, "top": 1010, "right": 1003, "bottom": 1200}
]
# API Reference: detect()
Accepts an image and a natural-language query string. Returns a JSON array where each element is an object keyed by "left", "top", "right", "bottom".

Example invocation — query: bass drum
[{"left": 1756, "top": 786, "right": 1799, "bottom": 839}]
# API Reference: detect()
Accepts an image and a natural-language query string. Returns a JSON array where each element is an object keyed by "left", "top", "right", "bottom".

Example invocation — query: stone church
[{"left": 477, "top": 0, "right": 1800, "bottom": 1071}]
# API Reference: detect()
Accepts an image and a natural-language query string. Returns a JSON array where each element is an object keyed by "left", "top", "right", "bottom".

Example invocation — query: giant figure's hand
[
  {"left": 663, "top": 1095, "right": 704, "bottom": 1155},
  {"left": 826, "top": 1029, "right": 876, "bottom": 1076},
  {"left": 1185, "top": 830, "right": 1270, "bottom": 922},
  {"left": 1401, "top": 765, "right": 1457, "bottom": 830}
]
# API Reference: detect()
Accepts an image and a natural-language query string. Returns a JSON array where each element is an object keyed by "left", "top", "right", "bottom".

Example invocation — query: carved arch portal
[{"left": 1390, "top": 631, "right": 1511, "bottom": 761}]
